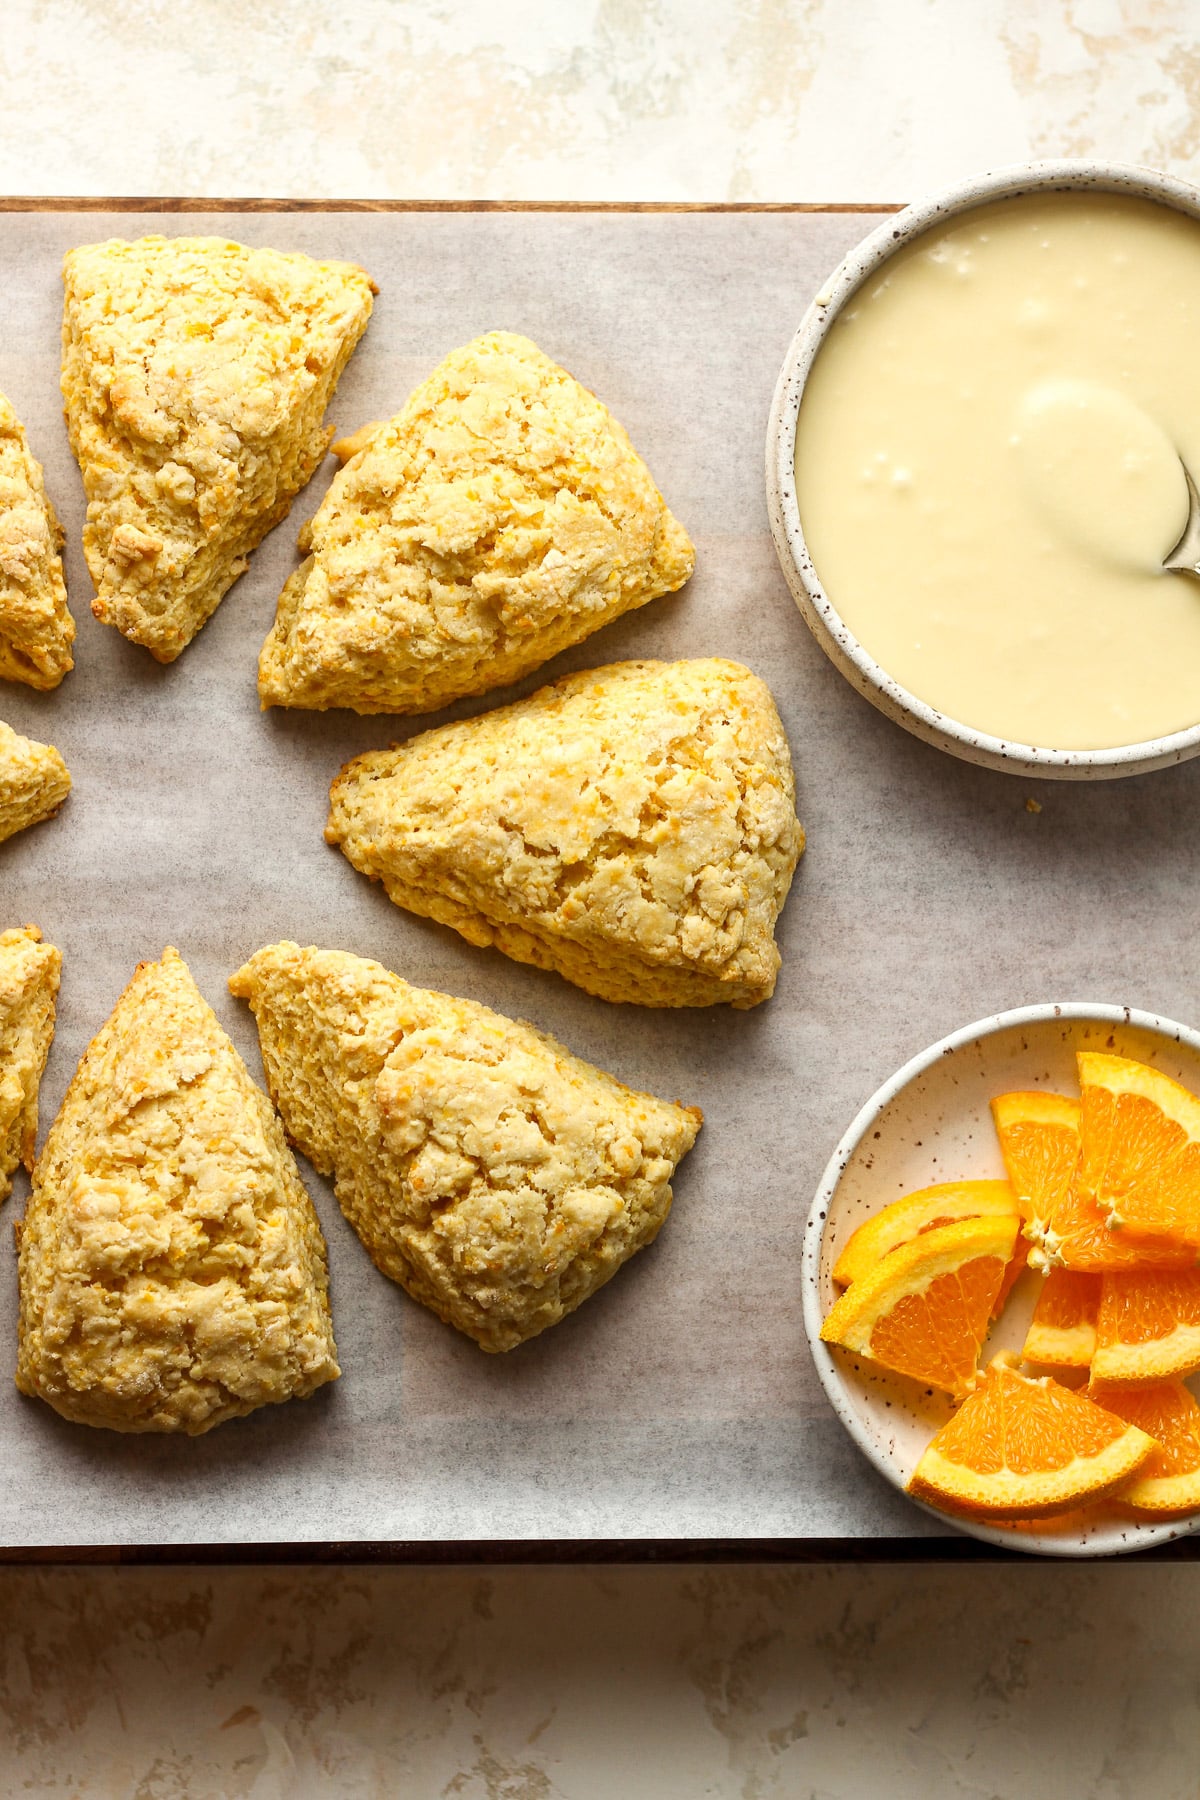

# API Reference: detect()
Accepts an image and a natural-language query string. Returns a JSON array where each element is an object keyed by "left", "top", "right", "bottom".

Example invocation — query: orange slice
[
  {"left": 1022, "top": 1269, "right": 1100, "bottom": 1369},
  {"left": 907, "top": 1354, "right": 1155, "bottom": 1520},
  {"left": 991, "top": 1088, "right": 1190, "bottom": 1272},
  {"left": 993, "top": 1233, "right": 1030, "bottom": 1321},
  {"left": 832, "top": 1180, "right": 1018, "bottom": 1287},
  {"left": 1092, "top": 1269, "right": 1200, "bottom": 1384},
  {"left": 1089, "top": 1379, "right": 1200, "bottom": 1518},
  {"left": 990, "top": 1090, "right": 1078, "bottom": 1230},
  {"left": 820, "top": 1213, "right": 1017, "bottom": 1398},
  {"left": 1078, "top": 1053, "right": 1200, "bottom": 1248}
]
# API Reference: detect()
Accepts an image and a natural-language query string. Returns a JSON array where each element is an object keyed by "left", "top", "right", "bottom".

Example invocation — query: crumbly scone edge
[
  {"left": 230, "top": 941, "right": 702, "bottom": 1350},
  {"left": 257, "top": 330, "right": 694, "bottom": 713},
  {"left": 15, "top": 947, "right": 339, "bottom": 1433},
  {"left": 326, "top": 657, "right": 803, "bottom": 1008},
  {"left": 0, "top": 394, "right": 74, "bottom": 691},
  {"left": 0, "top": 925, "right": 60, "bottom": 1201}
]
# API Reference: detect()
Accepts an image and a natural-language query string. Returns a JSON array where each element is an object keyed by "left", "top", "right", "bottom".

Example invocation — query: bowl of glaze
[
  {"left": 767, "top": 159, "right": 1200, "bottom": 780},
  {"left": 801, "top": 1002, "right": 1200, "bottom": 1556}
]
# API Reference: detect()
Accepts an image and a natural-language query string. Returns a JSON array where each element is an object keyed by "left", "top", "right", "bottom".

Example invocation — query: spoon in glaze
[{"left": 1164, "top": 463, "right": 1200, "bottom": 580}]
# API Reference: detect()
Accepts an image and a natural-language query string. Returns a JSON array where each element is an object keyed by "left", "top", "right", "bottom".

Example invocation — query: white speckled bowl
[
  {"left": 802, "top": 1003, "right": 1200, "bottom": 1557},
  {"left": 767, "top": 159, "right": 1200, "bottom": 780}
]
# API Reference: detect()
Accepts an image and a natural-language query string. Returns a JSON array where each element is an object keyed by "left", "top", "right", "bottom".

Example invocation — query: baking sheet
[{"left": 3, "top": 207, "right": 1197, "bottom": 1551}]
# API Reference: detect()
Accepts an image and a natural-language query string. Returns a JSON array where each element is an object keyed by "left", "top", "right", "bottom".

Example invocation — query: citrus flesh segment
[
  {"left": 907, "top": 1355, "right": 1155, "bottom": 1520},
  {"left": 831, "top": 1180, "right": 1019, "bottom": 1288},
  {"left": 991, "top": 1087, "right": 1190, "bottom": 1272},
  {"left": 1078, "top": 1053, "right": 1200, "bottom": 1249},
  {"left": 1092, "top": 1269, "right": 1200, "bottom": 1385},
  {"left": 1022, "top": 1268, "right": 1101, "bottom": 1369},
  {"left": 990, "top": 1091, "right": 1080, "bottom": 1228},
  {"left": 820, "top": 1214, "right": 1018, "bottom": 1398},
  {"left": 1089, "top": 1378, "right": 1200, "bottom": 1518},
  {"left": 993, "top": 1234, "right": 1030, "bottom": 1321}
]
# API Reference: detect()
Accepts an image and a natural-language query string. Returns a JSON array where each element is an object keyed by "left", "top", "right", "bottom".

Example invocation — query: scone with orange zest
[
  {"left": 326, "top": 658, "right": 803, "bottom": 1008},
  {"left": 0, "top": 394, "right": 74, "bottom": 690},
  {"left": 0, "top": 720, "right": 70, "bottom": 845},
  {"left": 16, "top": 948, "right": 339, "bottom": 1433},
  {"left": 257, "top": 331, "right": 694, "bottom": 714},
  {"left": 0, "top": 926, "right": 60, "bottom": 1202},
  {"left": 229, "top": 942, "right": 702, "bottom": 1352},
  {"left": 61, "top": 236, "right": 375, "bottom": 661}
]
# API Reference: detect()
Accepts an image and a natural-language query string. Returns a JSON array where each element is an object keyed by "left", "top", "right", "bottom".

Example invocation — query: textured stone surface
[
  {"left": 2, "top": 1563, "right": 1200, "bottom": 1797},
  {"left": 1, "top": 0, "right": 1199, "bottom": 202},
  {"left": 3, "top": 3, "right": 1200, "bottom": 1793}
]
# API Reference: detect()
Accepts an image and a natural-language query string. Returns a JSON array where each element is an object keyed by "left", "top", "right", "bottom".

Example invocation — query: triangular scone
[
  {"left": 0, "top": 395, "right": 74, "bottom": 690},
  {"left": 229, "top": 943, "right": 702, "bottom": 1352},
  {"left": 327, "top": 658, "right": 804, "bottom": 1008},
  {"left": 0, "top": 927, "right": 60, "bottom": 1202},
  {"left": 0, "top": 720, "right": 70, "bottom": 845},
  {"left": 16, "top": 949, "right": 339, "bottom": 1433},
  {"left": 62, "top": 236, "right": 376, "bottom": 662},
  {"left": 257, "top": 331, "right": 695, "bottom": 714}
]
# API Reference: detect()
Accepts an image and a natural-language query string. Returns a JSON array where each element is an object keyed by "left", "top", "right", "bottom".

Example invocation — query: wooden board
[{"left": 3, "top": 203, "right": 1193, "bottom": 1564}]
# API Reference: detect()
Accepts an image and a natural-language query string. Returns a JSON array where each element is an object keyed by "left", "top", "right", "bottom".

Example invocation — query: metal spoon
[{"left": 1164, "top": 463, "right": 1200, "bottom": 578}]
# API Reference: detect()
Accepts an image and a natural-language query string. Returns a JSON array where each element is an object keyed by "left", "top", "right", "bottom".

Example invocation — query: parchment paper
[{"left": 3, "top": 209, "right": 1194, "bottom": 1550}]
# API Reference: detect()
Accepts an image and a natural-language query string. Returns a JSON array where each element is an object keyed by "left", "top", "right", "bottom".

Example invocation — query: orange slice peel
[
  {"left": 1022, "top": 1268, "right": 1100, "bottom": 1370},
  {"left": 1078, "top": 1052, "right": 1200, "bottom": 1249},
  {"left": 1090, "top": 1378, "right": 1200, "bottom": 1519},
  {"left": 992, "top": 1086, "right": 1191, "bottom": 1272},
  {"left": 820, "top": 1213, "right": 1018, "bottom": 1398},
  {"left": 831, "top": 1179, "right": 1019, "bottom": 1289},
  {"left": 908, "top": 1354, "right": 1156, "bottom": 1520},
  {"left": 1092, "top": 1269, "right": 1200, "bottom": 1385}
]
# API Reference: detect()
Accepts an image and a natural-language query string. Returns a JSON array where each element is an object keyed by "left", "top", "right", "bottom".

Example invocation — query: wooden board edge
[
  {"left": 0, "top": 196, "right": 904, "bottom": 214},
  {"left": 1, "top": 1535, "right": 1194, "bottom": 1565}
]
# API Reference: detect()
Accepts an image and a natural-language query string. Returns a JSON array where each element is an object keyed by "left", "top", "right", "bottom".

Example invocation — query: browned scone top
[
  {"left": 230, "top": 942, "right": 702, "bottom": 1352},
  {"left": 61, "top": 235, "right": 376, "bottom": 661},
  {"left": 16, "top": 948, "right": 339, "bottom": 1433},
  {"left": 257, "top": 331, "right": 694, "bottom": 714},
  {"left": 326, "top": 657, "right": 804, "bottom": 1008},
  {"left": 0, "top": 394, "right": 74, "bottom": 690},
  {"left": 0, "top": 925, "right": 60, "bottom": 1203}
]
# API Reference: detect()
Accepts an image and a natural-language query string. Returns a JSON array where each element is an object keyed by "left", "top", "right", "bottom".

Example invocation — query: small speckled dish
[
  {"left": 802, "top": 1003, "right": 1200, "bottom": 1557},
  {"left": 766, "top": 158, "right": 1200, "bottom": 780}
]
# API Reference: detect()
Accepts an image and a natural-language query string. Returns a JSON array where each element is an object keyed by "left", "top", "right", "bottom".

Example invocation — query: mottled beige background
[
  {"left": 3, "top": 0, "right": 1200, "bottom": 200},
  {"left": 5, "top": 1564, "right": 1200, "bottom": 1796},
  {"left": 4, "top": 2, "right": 1200, "bottom": 1795}
]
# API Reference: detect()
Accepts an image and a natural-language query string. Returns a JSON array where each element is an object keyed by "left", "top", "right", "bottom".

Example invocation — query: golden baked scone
[
  {"left": 326, "top": 658, "right": 804, "bottom": 1008},
  {"left": 0, "top": 720, "right": 70, "bottom": 845},
  {"left": 229, "top": 942, "right": 702, "bottom": 1352},
  {"left": 0, "top": 395, "right": 74, "bottom": 690},
  {"left": 257, "top": 331, "right": 694, "bottom": 714},
  {"left": 61, "top": 235, "right": 376, "bottom": 662},
  {"left": 16, "top": 948, "right": 339, "bottom": 1433},
  {"left": 0, "top": 926, "right": 60, "bottom": 1203}
]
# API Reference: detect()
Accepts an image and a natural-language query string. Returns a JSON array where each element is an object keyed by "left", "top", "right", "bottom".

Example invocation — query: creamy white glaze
[{"left": 794, "top": 192, "right": 1200, "bottom": 750}]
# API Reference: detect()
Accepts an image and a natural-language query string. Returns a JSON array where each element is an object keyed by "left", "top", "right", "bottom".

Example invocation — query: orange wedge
[
  {"left": 832, "top": 1180, "right": 1019, "bottom": 1287},
  {"left": 991, "top": 1088, "right": 1190, "bottom": 1272},
  {"left": 1078, "top": 1053, "right": 1200, "bottom": 1248},
  {"left": 820, "top": 1213, "right": 1018, "bottom": 1397},
  {"left": 1092, "top": 1269, "right": 1200, "bottom": 1384},
  {"left": 990, "top": 1090, "right": 1078, "bottom": 1230},
  {"left": 993, "top": 1232, "right": 1031, "bottom": 1320},
  {"left": 907, "top": 1354, "right": 1155, "bottom": 1520},
  {"left": 1090, "top": 1379, "right": 1200, "bottom": 1518},
  {"left": 1022, "top": 1269, "right": 1101, "bottom": 1369}
]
